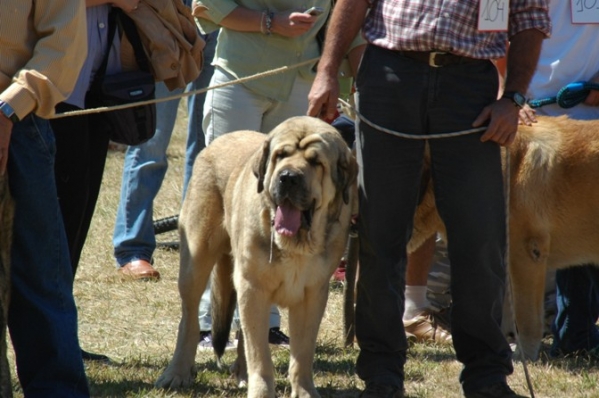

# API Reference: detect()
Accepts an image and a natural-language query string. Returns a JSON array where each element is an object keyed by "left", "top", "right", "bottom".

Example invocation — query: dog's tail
[{"left": 211, "top": 253, "right": 236, "bottom": 359}]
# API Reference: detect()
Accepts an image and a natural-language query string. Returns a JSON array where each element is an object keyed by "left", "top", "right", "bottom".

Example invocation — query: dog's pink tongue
[{"left": 274, "top": 203, "right": 301, "bottom": 236}]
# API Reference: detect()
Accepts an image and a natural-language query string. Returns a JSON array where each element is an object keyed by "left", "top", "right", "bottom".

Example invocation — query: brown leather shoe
[
  {"left": 403, "top": 309, "right": 452, "bottom": 344},
  {"left": 118, "top": 260, "right": 160, "bottom": 281}
]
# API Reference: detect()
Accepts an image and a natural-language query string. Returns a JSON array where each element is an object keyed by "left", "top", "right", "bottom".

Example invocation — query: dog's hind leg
[
  {"left": 213, "top": 254, "right": 248, "bottom": 387},
  {"left": 156, "top": 219, "right": 227, "bottom": 388},
  {"left": 229, "top": 329, "right": 249, "bottom": 387},
  {"left": 287, "top": 284, "right": 328, "bottom": 398}
]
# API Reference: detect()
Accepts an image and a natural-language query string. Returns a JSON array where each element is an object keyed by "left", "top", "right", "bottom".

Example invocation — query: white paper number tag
[
  {"left": 571, "top": 0, "right": 599, "bottom": 23},
  {"left": 478, "top": 0, "right": 509, "bottom": 31}
]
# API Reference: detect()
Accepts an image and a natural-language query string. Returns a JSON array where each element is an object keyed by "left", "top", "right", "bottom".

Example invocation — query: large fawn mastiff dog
[
  {"left": 409, "top": 115, "right": 599, "bottom": 361},
  {"left": 156, "top": 116, "right": 358, "bottom": 397}
]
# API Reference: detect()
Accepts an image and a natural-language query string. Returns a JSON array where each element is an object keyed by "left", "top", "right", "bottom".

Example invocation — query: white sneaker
[{"left": 199, "top": 331, "right": 237, "bottom": 351}]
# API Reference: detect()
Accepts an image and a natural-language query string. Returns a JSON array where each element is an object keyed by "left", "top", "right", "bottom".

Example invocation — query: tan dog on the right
[{"left": 410, "top": 115, "right": 599, "bottom": 361}]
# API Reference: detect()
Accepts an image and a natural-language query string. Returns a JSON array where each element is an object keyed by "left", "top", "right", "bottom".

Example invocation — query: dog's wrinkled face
[{"left": 253, "top": 116, "right": 356, "bottom": 241}]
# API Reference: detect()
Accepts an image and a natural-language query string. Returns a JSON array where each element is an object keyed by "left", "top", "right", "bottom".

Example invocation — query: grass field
[{"left": 6, "top": 104, "right": 599, "bottom": 397}]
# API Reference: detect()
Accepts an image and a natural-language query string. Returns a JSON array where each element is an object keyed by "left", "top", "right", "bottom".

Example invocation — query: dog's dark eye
[{"left": 308, "top": 157, "right": 321, "bottom": 166}]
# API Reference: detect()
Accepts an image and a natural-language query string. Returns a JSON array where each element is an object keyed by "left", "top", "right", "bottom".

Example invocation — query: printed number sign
[
  {"left": 571, "top": 0, "right": 599, "bottom": 23},
  {"left": 478, "top": 0, "right": 509, "bottom": 31}
]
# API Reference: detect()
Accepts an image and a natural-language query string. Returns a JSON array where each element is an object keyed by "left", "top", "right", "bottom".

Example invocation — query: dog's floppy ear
[
  {"left": 253, "top": 139, "right": 270, "bottom": 193},
  {"left": 336, "top": 146, "right": 358, "bottom": 205}
]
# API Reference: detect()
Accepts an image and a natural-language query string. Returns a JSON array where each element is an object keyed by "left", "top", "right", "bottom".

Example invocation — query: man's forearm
[
  {"left": 504, "top": 29, "right": 545, "bottom": 94},
  {"left": 317, "top": 0, "right": 368, "bottom": 77}
]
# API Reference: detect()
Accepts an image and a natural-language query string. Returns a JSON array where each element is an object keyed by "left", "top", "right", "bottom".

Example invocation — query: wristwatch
[
  {"left": 0, "top": 101, "right": 19, "bottom": 124},
  {"left": 501, "top": 91, "right": 527, "bottom": 109}
]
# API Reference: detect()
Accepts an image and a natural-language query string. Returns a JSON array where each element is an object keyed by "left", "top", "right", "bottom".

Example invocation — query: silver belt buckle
[{"left": 428, "top": 51, "right": 447, "bottom": 67}]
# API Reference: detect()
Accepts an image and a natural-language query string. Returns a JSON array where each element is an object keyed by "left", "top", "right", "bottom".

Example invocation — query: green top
[{"left": 195, "top": 0, "right": 363, "bottom": 102}]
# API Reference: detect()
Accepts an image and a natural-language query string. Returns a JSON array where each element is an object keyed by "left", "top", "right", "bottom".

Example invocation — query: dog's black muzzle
[{"left": 273, "top": 170, "right": 310, "bottom": 208}]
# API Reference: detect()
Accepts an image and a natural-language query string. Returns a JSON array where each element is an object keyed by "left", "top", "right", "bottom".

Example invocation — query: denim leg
[
  {"left": 551, "top": 265, "right": 599, "bottom": 355},
  {"left": 183, "top": 31, "right": 216, "bottom": 197},
  {"left": 113, "top": 82, "right": 182, "bottom": 266},
  {"left": 7, "top": 116, "right": 89, "bottom": 397}
]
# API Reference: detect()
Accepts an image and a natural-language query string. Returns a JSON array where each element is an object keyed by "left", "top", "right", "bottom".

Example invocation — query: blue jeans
[
  {"left": 113, "top": 32, "right": 216, "bottom": 266},
  {"left": 7, "top": 115, "right": 89, "bottom": 397},
  {"left": 353, "top": 45, "right": 512, "bottom": 393},
  {"left": 551, "top": 265, "right": 599, "bottom": 356}
]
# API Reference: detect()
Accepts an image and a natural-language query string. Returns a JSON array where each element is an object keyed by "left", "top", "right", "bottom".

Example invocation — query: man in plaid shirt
[{"left": 309, "top": 1, "right": 551, "bottom": 397}]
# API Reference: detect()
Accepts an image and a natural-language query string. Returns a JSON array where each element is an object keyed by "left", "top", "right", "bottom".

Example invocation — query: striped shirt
[
  {"left": 67, "top": 6, "right": 123, "bottom": 109},
  {"left": 363, "top": 0, "right": 551, "bottom": 59},
  {"left": 0, "top": 0, "right": 87, "bottom": 120}
]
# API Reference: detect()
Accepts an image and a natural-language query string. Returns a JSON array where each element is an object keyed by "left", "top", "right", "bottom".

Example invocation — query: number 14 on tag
[{"left": 478, "top": 0, "right": 509, "bottom": 31}]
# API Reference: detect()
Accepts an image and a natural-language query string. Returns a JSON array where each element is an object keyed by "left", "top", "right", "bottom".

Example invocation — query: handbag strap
[
  {"left": 118, "top": 11, "right": 151, "bottom": 73},
  {"left": 96, "top": 8, "right": 151, "bottom": 78}
]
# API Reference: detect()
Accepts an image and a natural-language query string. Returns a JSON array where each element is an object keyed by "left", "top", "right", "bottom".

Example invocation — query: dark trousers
[
  {"left": 353, "top": 44, "right": 513, "bottom": 393},
  {"left": 551, "top": 265, "right": 599, "bottom": 355},
  {"left": 50, "top": 103, "right": 111, "bottom": 277}
]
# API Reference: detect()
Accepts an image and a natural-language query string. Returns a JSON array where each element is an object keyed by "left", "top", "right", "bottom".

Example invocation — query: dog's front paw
[
  {"left": 155, "top": 364, "right": 197, "bottom": 389},
  {"left": 513, "top": 340, "right": 541, "bottom": 362}
]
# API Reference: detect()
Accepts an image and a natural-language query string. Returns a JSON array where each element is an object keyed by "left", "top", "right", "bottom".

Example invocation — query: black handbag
[{"left": 87, "top": 8, "right": 156, "bottom": 146}]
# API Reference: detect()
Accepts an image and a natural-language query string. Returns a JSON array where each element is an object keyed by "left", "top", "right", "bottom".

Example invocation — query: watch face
[
  {"left": 513, "top": 92, "right": 527, "bottom": 107},
  {"left": 0, "top": 102, "right": 18, "bottom": 123}
]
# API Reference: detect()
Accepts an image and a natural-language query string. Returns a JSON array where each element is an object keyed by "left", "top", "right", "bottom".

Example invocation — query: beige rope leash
[
  {"left": 51, "top": 57, "right": 321, "bottom": 119},
  {"left": 337, "top": 98, "right": 488, "bottom": 139}
]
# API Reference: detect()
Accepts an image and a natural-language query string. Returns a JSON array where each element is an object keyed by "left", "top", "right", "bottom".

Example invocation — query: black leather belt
[{"left": 399, "top": 51, "right": 481, "bottom": 67}]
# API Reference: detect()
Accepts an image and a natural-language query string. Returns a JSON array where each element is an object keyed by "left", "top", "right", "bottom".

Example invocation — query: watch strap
[
  {"left": 0, "top": 101, "right": 19, "bottom": 123},
  {"left": 502, "top": 91, "right": 526, "bottom": 108}
]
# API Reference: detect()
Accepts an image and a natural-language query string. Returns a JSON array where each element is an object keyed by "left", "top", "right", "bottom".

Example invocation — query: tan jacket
[
  {"left": 0, "top": 0, "right": 87, "bottom": 119},
  {"left": 123, "top": 0, "right": 205, "bottom": 91}
]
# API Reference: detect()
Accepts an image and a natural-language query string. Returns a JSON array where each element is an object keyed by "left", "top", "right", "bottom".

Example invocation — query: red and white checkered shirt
[{"left": 363, "top": 0, "right": 551, "bottom": 59}]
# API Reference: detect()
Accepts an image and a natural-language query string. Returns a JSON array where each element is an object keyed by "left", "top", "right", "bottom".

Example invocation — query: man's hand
[
  {"left": 0, "top": 116, "right": 12, "bottom": 176},
  {"left": 472, "top": 98, "right": 520, "bottom": 146},
  {"left": 307, "top": 71, "right": 339, "bottom": 121},
  {"left": 518, "top": 103, "right": 537, "bottom": 125}
]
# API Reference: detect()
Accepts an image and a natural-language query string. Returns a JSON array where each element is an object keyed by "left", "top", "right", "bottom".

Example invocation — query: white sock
[{"left": 403, "top": 285, "right": 431, "bottom": 321}]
